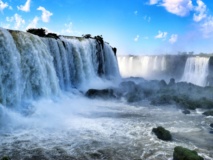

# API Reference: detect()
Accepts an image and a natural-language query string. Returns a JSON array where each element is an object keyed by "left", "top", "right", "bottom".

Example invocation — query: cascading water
[
  {"left": 1, "top": 28, "right": 213, "bottom": 160},
  {"left": 0, "top": 28, "right": 121, "bottom": 108},
  {"left": 118, "top": 55, "right": 212, "bottom": 86},
  {"left": 117, "top": 55, "right": 167, "bottom": 79},
  {"left": 181, "top": 56, "right": 210, "bottom": 86}
]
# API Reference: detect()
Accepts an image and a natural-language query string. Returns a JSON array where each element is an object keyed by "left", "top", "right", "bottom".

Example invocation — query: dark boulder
[
  {"left": 159, "top": 80, "right": 167, "bottom": 87},
  {"left": 85, "top": 89, "right": 115, "bottom": 99},
  {"left": 210, "top": 123, "right": 213, "bottom": 128},
  {"left": 1, "top": 156, "right": 11, "bottom": 160},
  {"left": 203, "top": 110, "right": 213, "bottom": 116},
  {"left": 169, "top": 78, "right": 175, "bottom": 86},
  {"left": 152, "top": 126, "right": 172, "bottom": 141},
  {"left": 173, "top": 146, "right": 204, "bottom": 160},
  {"left": 182, "top": 109, "right": 190, "bottom": 114}
]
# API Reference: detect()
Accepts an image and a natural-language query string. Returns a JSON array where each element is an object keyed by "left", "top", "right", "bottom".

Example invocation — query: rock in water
[
  {"left": 1, "top": 156, "right": 11, "bottom": 160},
  {"left": 210, "top": 123, "right": 213, "bottom": 128},
  {"left": 85, "top": 89, "right": 115, "bottom": 99},
  {"left": 173, "top": 146, "right": 204, "bottom": 160},
  {"left": 182, "top": 109, "right": 190, "bottom": 114},
  {"left": 203, "top": 110, "right": 213, "bottom": 116},
  {"left": 152, "top": 126, "right": 172, "bottom": 141}
]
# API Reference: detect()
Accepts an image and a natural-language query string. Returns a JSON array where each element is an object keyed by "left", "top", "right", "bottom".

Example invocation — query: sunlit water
[{"left": 0, "top": 93, "right": 212, "bottom": 160}]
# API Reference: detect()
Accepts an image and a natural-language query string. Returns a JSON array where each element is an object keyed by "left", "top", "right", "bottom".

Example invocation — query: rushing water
[
  {"left": 181, "top": 57, "right": 210, "bottom": 86},
  {"left": 0, "top": 94, "right": 213, "bottom": 160},
  {"left": 117, "top": 56, "right": 167, "bottom": 79},
  {"left": 117, "top": 55, "right": 211, "bottom": 86},
  {"left": 0, "top": 28, "right": 213, "bottom": 160}
]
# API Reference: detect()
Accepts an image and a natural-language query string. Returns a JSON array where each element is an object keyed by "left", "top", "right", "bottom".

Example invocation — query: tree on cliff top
[{"left": 26, "top": 28, "right": 47, "bottom": 37}]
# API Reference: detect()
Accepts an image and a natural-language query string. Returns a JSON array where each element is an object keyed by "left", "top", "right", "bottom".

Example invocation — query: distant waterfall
[
  {"left": 181, "top": 57, "right": 210, "bottom": 86},
  {"left": 117, "top": 56, "right": 167, "bottom": 79},
  {"left": 0, "top": 28, "right": 120, "bottom": 108}
]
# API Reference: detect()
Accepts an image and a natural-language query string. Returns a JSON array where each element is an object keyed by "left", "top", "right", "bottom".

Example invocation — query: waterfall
[
  {"left": 117, "top": 55, "right": 167, "bottom": 79},
  {"left": 0, "top": 28, "right": 120, "bottom": 108},
  {"left": 181, "top": 56, "right": 210, "bottom": 86},
  {"left": 118, "top": 55, "right": 211, "bottom": 86}
]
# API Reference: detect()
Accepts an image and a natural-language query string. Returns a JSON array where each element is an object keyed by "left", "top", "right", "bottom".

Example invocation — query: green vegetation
[
  {"left": 152, "top": 126, "right": 172, "bottom": 141},
  {"left": 26, "top": 28, "right": 46, "bottom": 37},
  {"left": 173, "top": 146, "right": 204, "bottom": 160},
  {"left": 1, "top": 156, "right": 11, "bottom": 160}
]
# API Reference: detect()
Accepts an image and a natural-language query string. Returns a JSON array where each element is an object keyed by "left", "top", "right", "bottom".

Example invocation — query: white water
[
  {"left": 117, "top": 56, "right": 167, "bottom": 79},
  {"left": 0, "top": 95, "right": 212, "bottom": 160},
  {"left": 118, "top": 55, "right": 211, "bottom": 86},
  {"left": 1, "top": 28, "right": 213, "bottom": 159},
  {"left": 181, "top": 57, "right": 210, "bottom": 86},
  {"left": 0, "top": 28, "right": 120, "bottom": 108}
]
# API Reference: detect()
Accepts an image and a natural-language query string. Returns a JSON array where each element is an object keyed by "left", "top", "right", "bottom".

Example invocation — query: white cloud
[
  {"left": 201, "top": 16, "right": 213, "bottom": 38},
  {"left": 37, "top": 6, "right": 53, "bottom": 23},
  {"left": 0, "top": 0, "right": 8, "bottom": 11},
  {"left": 161, "top": 0, "right": 193, "bottom": 17},
  {"left": 26, "top": 17, "right": 39, "bottom": 29},
  {"left": 17, "top": 0, "right": 31, "bottom": 12},
  {"left": 134, "top": 35, "right": 140, "bottom": 42},
  {"left": 155, "top": 30, "right": 168, "bottom": 39},
  {"left": 149, "top": 0, "right": 160, "bottom": 5},
  {"left": 169, "top": 34, "right": 178, "bottom": 44},
  {"left": 14, "top": 14, "right": 25, "bottom": 29},
  {"left": 193, "top": 0, "right": 206, "bottom": 22},
  {"left": 134, "top": 10, "right": 138, "bottom": 15}
]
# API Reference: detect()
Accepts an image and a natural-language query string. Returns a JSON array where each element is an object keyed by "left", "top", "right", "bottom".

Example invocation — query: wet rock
[
  {"left": 173, "top": 146, "right": 204, "bottom": 160},
  {"left": 85, "top": 89, "right": 115, "bottom": 99},
  {"left": 203, "top": 110, "right": 213, "bottom": 116},
  {"left": 159, "top": 80, "right": 167, "bottom": 87},
  {"left": 112, "top": 47, "right": 117, "bottom": 56},
  {"left": 169, "top": 78, "right": 175, "bottom": 86},
  {"left": 182, "top": 109, "right": 190, "bottom": 114},
  {"left": 151, "top": 94, "right": 174, "bottom": 105},
  {"left": 152, "top": 126, "right": 172, "bottom": 141},
  {"left": 1, "top": 156, "right": 10, "bottom": 160},
  {"left": 210, "top": 123, "right": 213, "bottom": 128}
]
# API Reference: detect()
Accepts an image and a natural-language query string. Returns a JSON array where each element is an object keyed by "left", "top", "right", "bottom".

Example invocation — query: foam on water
[{"left": 0, "top": 95, "right": 212, "bottom": 160}]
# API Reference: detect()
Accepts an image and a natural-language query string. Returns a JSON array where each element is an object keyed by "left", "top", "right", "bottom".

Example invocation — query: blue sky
[{"left": 1, "top": 0, "right": 213, "bottom": 55}]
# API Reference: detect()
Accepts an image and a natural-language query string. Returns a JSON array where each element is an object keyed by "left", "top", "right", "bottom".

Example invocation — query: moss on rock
[
  {"left": 152, "top": 126, "right": 172, "bottom": 141},
  {"left": 173, "top": 146, "right": 204, "bottom": 160}
]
